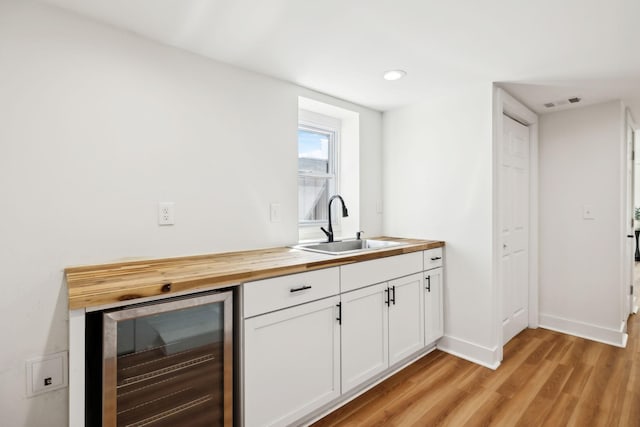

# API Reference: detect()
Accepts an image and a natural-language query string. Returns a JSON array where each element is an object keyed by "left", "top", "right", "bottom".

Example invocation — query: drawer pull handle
[
  {"left": 290, "top": 285, "right": 312, "bottom": 293},
  {"left": 390, "top": 285, "right": 396, "bottom": 305},
  {"left": 430, "top": 256, "right": 442, "bottom": 261},
  {"left": 336, "top": 302, "right": 342, "bottom": 325},
  {"left": 426, "top": 275, "right": 431, "bottom": 292},
  {"left": 385, "top": 288, "right": 390, "bottom": 307},
  {"left": 161, "top": 283, "right": 172, "bottom": 293}
]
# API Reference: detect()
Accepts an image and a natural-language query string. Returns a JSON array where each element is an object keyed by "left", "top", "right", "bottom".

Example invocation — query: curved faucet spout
[{"left": 322, "top": 195, "right": 349, "bottom": 242}]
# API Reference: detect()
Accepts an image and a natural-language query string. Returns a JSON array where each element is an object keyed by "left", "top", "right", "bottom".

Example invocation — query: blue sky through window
[{"left": 298, "top": 129, "right": 329, "bottom": 160}]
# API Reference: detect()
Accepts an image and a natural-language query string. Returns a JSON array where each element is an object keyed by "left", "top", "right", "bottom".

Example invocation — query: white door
[
  {"left": 340, "top": 282, "right": 389, "bottom": 393},
  {"left": 388, "top": 273, "right": 424, "bottom": 365},
  {"left": 244, "top": 296, "right": 341, "bottom": 427},
  {"left": 424, "top": 267, "right": 444, "bottom": 345},
  {"left": 501, "top": 115, "right": 530, "bottom": 345}
]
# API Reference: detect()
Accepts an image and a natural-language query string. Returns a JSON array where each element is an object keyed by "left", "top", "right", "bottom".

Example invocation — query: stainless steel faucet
[{"left": 321, "top": 195, "right": 348, "bottom": 242}]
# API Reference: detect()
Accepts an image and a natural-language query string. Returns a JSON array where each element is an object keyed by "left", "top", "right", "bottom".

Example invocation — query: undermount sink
[{"left": 291, "top": 239, "right": 405, "bottom": 255}]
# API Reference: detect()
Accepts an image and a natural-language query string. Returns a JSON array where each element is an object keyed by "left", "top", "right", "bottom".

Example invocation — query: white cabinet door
[
  {"left": 244, "top": 296, "right": 341, "bottom": 427},
  {"left": 388, "top": 273, "right": 424, "bottom": 365},
  {"left": 424, "top": 267, "right": 444, "bottom": 344},
  {"left": 340, "top": 282, "right": 389, "bottom": 393}
]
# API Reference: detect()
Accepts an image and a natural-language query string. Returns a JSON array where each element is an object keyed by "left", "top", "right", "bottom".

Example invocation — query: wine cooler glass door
[{"left": 103, "top": 291, "right": 233, "bottom": 427}]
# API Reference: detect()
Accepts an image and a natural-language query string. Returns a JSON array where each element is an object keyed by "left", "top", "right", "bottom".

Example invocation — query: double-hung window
[{"left": 298, "top": 122, "right": 338, "bottom": 227}]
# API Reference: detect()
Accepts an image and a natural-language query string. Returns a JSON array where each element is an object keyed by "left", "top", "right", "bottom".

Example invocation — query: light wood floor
[{"left": 313, "top": 313, "right": 640, "bottom": 426}]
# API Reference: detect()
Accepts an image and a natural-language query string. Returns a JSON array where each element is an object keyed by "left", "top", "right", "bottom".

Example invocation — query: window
[
  {"left": 297, "top": 98, "right": 359, "bottom": 242},
  {"left": 298, "top": 123, "right": 338, "bottom": 226}
]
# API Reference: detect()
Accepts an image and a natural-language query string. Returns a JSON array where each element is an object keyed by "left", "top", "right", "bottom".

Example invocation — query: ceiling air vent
[{"left": 543, "top": 96, "right": 582, "bottom": 109}]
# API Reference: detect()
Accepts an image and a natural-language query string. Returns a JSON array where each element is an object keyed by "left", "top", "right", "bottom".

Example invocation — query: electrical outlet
[
  {"left": 26, "top": 351, "right": 68, "bottom": 397},
  {"left": 158, "top": 202, "right": 175, "bottom": 225}
]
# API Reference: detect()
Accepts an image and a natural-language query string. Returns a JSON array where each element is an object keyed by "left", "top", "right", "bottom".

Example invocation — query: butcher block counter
[{"left": 64, "top": 237, "right": 444, "bottom": 310}]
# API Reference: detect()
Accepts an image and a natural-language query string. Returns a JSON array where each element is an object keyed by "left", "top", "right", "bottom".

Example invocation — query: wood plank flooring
[{"left": 313, "top": 313, "right": 640, "bottom": 426}]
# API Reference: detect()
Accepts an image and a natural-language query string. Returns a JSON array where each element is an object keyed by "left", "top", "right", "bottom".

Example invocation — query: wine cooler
[{"left": 97, "top": 290, "right": 233, "bottom": 427}]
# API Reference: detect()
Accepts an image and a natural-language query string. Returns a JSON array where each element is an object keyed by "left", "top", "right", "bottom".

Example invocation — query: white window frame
[{"left": 298, "top": 112, "right": 341, "bottom": 232}]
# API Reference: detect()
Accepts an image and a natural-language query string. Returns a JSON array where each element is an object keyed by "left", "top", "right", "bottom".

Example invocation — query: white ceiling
[{"left": 40, "top": 0, "right": 640, "bottom": 118}]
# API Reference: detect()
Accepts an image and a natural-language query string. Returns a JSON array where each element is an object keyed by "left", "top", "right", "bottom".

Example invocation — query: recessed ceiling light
[{"left": 383, "top": 70, "right": 407, "bottom": 81}]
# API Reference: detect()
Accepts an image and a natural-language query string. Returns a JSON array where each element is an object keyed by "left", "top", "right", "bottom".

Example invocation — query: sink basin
[{"left": 291, "top": 239, "right": 405, "bottom": 255}]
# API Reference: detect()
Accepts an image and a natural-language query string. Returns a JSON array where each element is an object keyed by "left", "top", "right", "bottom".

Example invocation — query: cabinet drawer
[
  {"left": 341, "top": 252, "right": 423, "bottom": 293},
  {"left": 243, "top": 268, "right": 340, "bottom": 318},
  {"left": 424, "top": 247, "right": 443, "bottom": 270}
]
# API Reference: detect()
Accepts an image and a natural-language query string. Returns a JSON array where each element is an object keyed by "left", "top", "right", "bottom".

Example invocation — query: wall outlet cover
[
  {"left": 26, "top": 351, "right": 68, "bottom": 397},
  {"left": 158, "top": 202, "right": 175, "bottom": 225},
  {"left": 583, "top": 205, "right": 595, "bottom": 220},
  {"left": 270, "top": 203, "right": 281, "bottom": 223}
]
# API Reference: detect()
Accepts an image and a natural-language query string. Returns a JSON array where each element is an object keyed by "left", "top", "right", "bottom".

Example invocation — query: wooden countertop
[{"left": 65, "top": 237, "right": 444, "bottom": 310}]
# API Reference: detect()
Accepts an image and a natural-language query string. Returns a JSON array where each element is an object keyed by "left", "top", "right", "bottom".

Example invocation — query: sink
[{"left": 291, "top": 239, "right": 405, "bottom": 255}]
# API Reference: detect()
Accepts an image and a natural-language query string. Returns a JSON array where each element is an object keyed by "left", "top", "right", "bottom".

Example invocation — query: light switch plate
[
  {"left": 583, "top": 205, "right": 595, "bottom": 220},
  {"left": 270, "top": 203, "right": 281, "bottom": 223},
  {"left": 26, "top": 351, "right": 68, "bottom": 397}
]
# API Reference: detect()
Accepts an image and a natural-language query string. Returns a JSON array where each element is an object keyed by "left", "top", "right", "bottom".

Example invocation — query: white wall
[
  {"left": 0, "top": 1, "right": 382, "bottom": 426},
  {"left": 382, "top": 83, "right": 498, "bottom": 367},
  {"left": 538, "top": 100, "right": 626, "bottom": 345}
]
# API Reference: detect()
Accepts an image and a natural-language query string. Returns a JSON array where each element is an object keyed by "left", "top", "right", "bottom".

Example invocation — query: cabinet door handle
[
  {"left": 426, "top": 275, "right": 431, "bottom": 292},
  {"left": 290, "top": 285, "right": 312, "bottom": 293},
  {"left": 384, "top": 288, "right": 390, "bottom": 307},
  {"left": 336, "top": 302, "right": 342, "bottom": 325},
  {"left": 390, "top": 285, "right": 396, "bottom": 305},
  {"left": 430, "top": 256, "right": 442, "bottom": 261}
]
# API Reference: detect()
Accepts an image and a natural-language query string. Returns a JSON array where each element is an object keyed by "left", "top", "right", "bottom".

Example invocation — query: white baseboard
[
  {"left": 539, "top": 313, "right": 628, "bottom": 348},
  {"left": 437, "top": 335, "right": 500, "bottom": 370}
]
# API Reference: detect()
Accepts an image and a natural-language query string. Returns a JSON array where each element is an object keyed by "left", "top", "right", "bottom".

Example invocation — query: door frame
[
  {"left": 635, "top": 127, "right": 640, "bottom": 316},
  {"left": 625, "top": 109, "right": 638, "bottom": 317},
  {"left": 492, "top": 87, "right": 539, "bottom": 363}
]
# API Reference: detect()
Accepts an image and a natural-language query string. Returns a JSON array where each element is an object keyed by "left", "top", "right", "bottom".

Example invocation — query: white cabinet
[
  {"left": 424, "top": 267, "right": 444, "bottom": 345},
  {"left": 341, "top": 252, "right": 423, "bottom": 293},
  {"left": 243, "top": 267, "right": 340, "bottom": 317},
  {"left": 244, "top": 296, "right": 341, "bottom": 427},
  {"left": 243, "top": 269, "right": 341, "bottom": 427},
  {"left": 340, "top": 253, "right": 425, "bottom": 393},
  {"left": 423, "top": 247, "right": 443, "bottom": 270},
  {"left": 341, "top": 275, "right": 424, "bottom": 394},
  {"left": 340, "top": 282, "right": 389, "bottom": 393},
  {"left": 243, "top": 248, "right": 444, "bottom": 426},
  {"left": 388, "top": 273, "right": 425, "bottom": 364}
]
